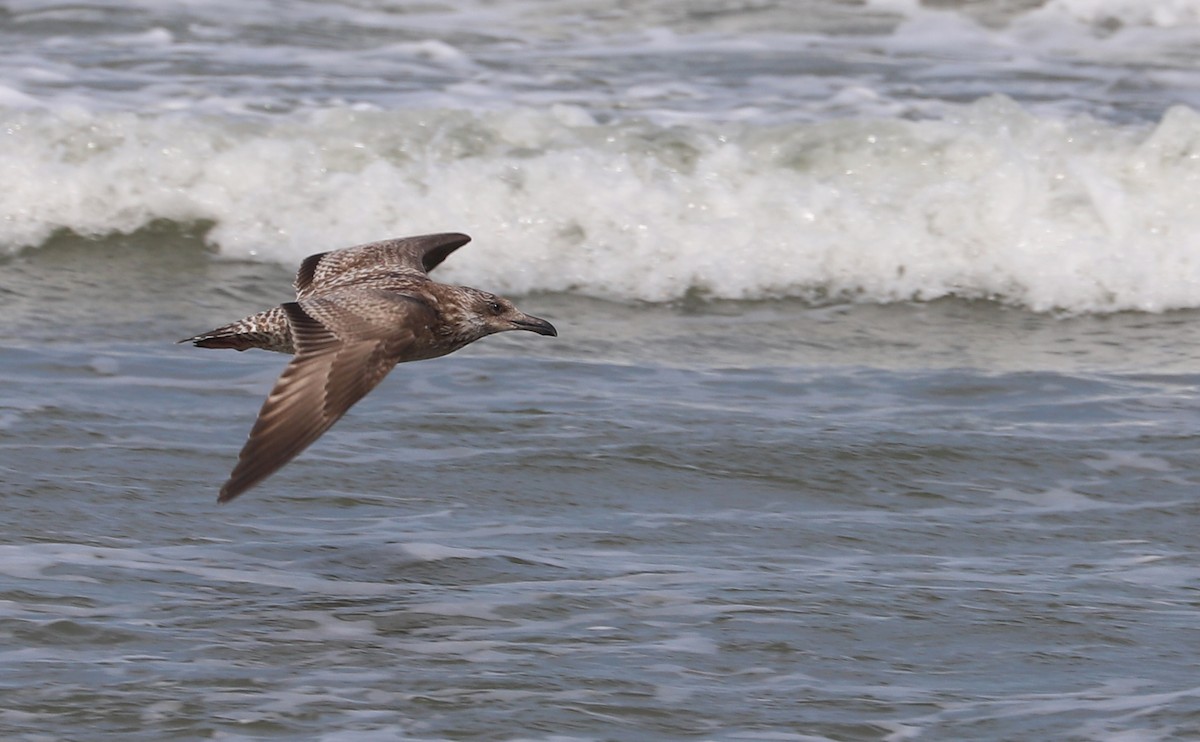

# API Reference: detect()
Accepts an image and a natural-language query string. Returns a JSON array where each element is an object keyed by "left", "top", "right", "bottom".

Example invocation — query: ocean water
[{"left": 3, "top": 1, "right": 1200, "bottom": 740}]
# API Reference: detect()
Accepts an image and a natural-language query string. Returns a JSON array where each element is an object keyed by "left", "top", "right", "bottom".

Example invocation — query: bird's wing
[
  {"left": 294, "top": 232, "right": 471, "bottom": 298},
  {"left": 218, "top": 294, "right": 436, "bottom": 503}
]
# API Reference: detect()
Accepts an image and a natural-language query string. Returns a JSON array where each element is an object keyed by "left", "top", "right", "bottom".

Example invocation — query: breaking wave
[{"left": 4, "top": 95, "right": 1200, "bottom": 312}]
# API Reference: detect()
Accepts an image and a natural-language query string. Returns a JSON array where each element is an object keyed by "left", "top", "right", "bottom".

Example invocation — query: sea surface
[{"left": 3, "top": 1, "right": 1200, "bottom": 740}]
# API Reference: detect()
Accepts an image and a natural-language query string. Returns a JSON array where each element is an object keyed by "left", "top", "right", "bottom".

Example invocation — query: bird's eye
[{"left": 488, "top": 300, "right": 503, "bottom": 314}]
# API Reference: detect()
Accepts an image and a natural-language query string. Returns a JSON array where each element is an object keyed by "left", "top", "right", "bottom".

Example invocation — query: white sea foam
[
  {"left": 1040, "top": 0, "right": 1200, "bottom": 27},
  {"left": 4, "top": 0, "right": 1200, "bottom": 312},
  {"left": 4, "top": 97, "right": 1200, "bottom": 312}
]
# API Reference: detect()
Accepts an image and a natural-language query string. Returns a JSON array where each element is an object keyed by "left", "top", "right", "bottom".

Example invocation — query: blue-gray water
[
  {"left": 3, "top": 232, "right": 1199, "bottom": 740},
  {"left": 4, "top": 1, "right": 1200, "bottom": 740}
]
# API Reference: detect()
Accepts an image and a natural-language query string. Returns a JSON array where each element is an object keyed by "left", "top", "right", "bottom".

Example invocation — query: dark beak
[{"left": 512, "top": 314, "right": 557, "bottom": 337}]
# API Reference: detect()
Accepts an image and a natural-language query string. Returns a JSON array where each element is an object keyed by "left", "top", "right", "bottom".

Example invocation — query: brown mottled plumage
[{"left": 181, "top": 233, "right": 556, "bottom": 503}]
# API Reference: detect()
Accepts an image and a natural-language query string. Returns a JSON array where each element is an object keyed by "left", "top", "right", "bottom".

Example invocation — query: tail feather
[
  {"left": 179, "top": 328, "right": 258, "bottom": 351},
  {"left": 179, "top": 306, "right": 294, "bottom": 353}
]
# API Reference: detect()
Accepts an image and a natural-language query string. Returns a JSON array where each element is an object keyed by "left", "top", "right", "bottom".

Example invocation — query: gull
[{"left": 181, "top": 233, "right": 556, "bottom": 503}]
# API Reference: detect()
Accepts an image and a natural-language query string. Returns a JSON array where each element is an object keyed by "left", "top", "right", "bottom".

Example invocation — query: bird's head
[{"left": 458, "top": 287, "right": 557, "bottom": 339}]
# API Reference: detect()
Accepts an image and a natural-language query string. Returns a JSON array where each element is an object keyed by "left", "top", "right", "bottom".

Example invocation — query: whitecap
[{"left": 4, "top": 99, "right": 1200, "bottom": 312}]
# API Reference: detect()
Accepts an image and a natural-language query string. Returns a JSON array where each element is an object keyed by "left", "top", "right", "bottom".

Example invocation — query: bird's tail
[
  {"left": 179, "top": 324, "right": 259, "bottom": 351},
  {"left": 178, "top": 307, "right": 294, "bottom": 353}
]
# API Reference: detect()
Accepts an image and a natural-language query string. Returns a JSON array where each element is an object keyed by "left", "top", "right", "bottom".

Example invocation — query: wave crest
[{"left": 4, "top": 97, "right": 1200, "bottom": 312}]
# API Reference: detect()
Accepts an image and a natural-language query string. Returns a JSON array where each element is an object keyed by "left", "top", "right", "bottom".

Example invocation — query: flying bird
[{"left": 181, "top": 233, "right": 556, "bottom": 503}]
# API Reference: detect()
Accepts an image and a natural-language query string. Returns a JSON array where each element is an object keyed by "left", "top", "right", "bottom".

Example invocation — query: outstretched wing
[
  {"left": 218, "top": 294, "right": 436, "bottom": 503},
  {"left": 294, "top": 232, "right": 471, "bottom": 298}
]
